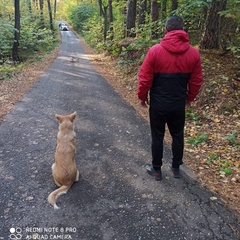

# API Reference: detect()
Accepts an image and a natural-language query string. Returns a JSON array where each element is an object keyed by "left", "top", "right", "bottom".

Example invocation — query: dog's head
[{"left": 55, "top": 112, "right": 77, "bottom": 130}]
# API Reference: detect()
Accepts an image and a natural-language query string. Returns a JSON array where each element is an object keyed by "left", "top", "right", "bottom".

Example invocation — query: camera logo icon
[{"left": 9, "top": 228, "right": 22, "bottom": 240}]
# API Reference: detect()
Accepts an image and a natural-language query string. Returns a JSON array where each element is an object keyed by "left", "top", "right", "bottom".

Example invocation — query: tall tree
[
  {"left": 200, "top": 0, "right": 228, "bottom": 49},
  {"left": 108, "top": 0, "right": 114, "bottom": 40},
  {"left": 126, "top": 0, "right": 137, "bottom": 37},
  {"left": 138, "top": 0, "right": 147, "bottom": 26},
  {"left": 53, "top": 0, "right": 57, "bottom": 19},
  {"left": 39, "top": 0, "right": 44, "bottom": 28},
  {"left": 160, "top": 0, "right": 167, "bottom": 20},
  {"left": 47, "top": 0, "right": 54, "bottom": 31},
  {"left": 98, "top": 0, "right": 104, "bottom": 16},
  {"left": 98, "top": 0, "right": 109, "bottom": 40},
  {"left": 151, "top": 0, "right": 160, "bottom": 39},
  {"left": 12, "top": 0, "right": 20, "bottom": 62},
  {"left": 171, "top": 0, "right": 178, "bottom": 12}
]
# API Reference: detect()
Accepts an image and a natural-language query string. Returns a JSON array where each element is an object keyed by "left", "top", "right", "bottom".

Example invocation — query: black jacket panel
[{"left": 150, "top": 73, "right": 190, "bottom": 111}]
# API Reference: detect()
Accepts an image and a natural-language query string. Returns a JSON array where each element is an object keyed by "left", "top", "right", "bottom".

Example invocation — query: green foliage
[
  {"left": 224, "top": 130, "right": 240, "bottom": 146},
  {"left": 0, "top": 0, "right": 57, "bottom": 80},
  {"left": 206, "top": 152, "right": 219, "bottom": 164},
  {"left": 64, "top": 0, "right": 239, "bottom": 60},
  {"left": 0, "top": 0, "right": 58, "bottom": 64},
  {"left": 0, "top": 20, "right": 16, "bottom": 63},
  {"left": 187, "top": 132, "right": 209, "bottom": 146},
  {"left": 175, "top": 1, "right": 209, "bottom": 26},
  {"left": 0, "top": 63, "right": 22, "bottom": 80},
  {"left": 220, "top": 161, "right": 233, "bottom": 175},
  {"left": 111, "top": 1, "right": 126, "bottom": 41},
  {"left": 227, "top": 45, "right": 240, "bottom": 59},
  {"left": 218, "top": 1, "right": 240, "bottom": 59},
  {"left": 220, "top": 0, "right": 240, "bottom": 24},
  {"left": 104, "top": 41, "right": 121, "bottom": 57},
  {"left": 130, "top": 37, "right": 158, "bottom": 52},
  {"left": 117, "top": 59, "right": 135, "bottom": 67},
  {"left": 67, "top": 4, "right": 95, "bottom": 33},
  {"left": 82, "top": 16, "right": 105, "bottom": 51},
  {"left": 205, "top": 153, "right": 233, "bottom": 175},
  {"left": 20, "top": 24, "right": 55, "bottom": 52},
  {"left": 186, "top": 108, "right": 201, "bottom": 121}
]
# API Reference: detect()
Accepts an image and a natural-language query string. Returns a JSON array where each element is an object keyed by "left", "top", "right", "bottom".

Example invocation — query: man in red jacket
[{"left": 138, "top": 16, "right": 203, "bottom": 180}]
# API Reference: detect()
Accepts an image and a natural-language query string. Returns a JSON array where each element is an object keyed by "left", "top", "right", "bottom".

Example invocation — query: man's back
[{"left": 138, "top": 30, "right": 202, "bottom": 111}]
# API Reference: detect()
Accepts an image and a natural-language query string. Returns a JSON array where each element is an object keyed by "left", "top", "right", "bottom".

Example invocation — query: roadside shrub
[
  {"left": 0, "top": 20, "right": 15, "bottom": 64},
  {"left": 20, "top": 24, "right": 55, "bottom": 53},
  {"left": 67, "top": 4, "right": 95, "bottom": 33}
]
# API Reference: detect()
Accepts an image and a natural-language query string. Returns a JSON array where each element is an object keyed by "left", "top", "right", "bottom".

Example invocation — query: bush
[
  {"left": 67, "top": 4, "right": 95, "bottom": 33},
  {"left": 0, "top": 21, "right": 16, "bottom": 63},
  {"left": 20, "top": 24, "right": 55, "bottom": 53}
]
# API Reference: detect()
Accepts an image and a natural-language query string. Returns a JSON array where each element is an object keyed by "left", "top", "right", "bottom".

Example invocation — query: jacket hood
[{"left": 160, "top": 30, "right": 190, "bottom": 54}]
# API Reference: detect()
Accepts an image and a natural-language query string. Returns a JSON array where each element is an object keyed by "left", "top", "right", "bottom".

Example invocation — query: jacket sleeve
[
  {"left": 187, "top": 52, "right": 203, "bottom": 102},
  {"left": 138, "top": 48, "right": 155, "bottom": 100}
]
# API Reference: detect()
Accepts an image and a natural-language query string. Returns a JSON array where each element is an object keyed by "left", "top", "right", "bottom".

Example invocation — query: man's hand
[{"left": 140, "top": 99, "right": 149, "bottom": 108}]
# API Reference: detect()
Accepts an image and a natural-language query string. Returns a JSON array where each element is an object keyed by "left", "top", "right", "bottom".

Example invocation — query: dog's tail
[{"left": 48, "top": 185, "right": 70, "bottom": 210}]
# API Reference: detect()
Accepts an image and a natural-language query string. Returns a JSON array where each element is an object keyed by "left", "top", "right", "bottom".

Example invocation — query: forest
[
  {"left": 1, "top": 0, "right": 240, "bottom": 62},
  {"left": 0, "top": 0, "right": 239, "bottom": 212}
]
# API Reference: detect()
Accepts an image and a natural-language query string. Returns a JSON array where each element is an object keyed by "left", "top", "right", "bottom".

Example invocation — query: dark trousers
[{"left": 149, "top": 108, "right": 185, "bottom": 169}]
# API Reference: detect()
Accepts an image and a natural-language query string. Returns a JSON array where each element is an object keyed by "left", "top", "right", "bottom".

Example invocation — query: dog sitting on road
[{"left": 48, "top": 111, "right": 79, "bottom": 209}]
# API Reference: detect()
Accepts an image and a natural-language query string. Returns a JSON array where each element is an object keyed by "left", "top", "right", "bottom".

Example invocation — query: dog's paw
[
  {"left": 54, "top": 204, "right": 60, "bottom": 210},
  {"left": 75, "top": 170, "right": 80, "bottom": 182},
  {"left": 51, "top": 163, "right": 55, "bottom": 170}
]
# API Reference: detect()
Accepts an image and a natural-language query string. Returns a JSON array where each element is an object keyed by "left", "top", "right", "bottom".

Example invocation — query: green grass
[
  {"left": 224, "top": 130, "right": 240, "bottom": 146},
  {"left": 187, "top": 132, "right": 209, "bottom": 146}
]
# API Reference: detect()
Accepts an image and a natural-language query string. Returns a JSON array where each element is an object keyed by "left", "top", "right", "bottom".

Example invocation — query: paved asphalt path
[{"left": 1, "top": 29, "right": 240, "bottom": 240}]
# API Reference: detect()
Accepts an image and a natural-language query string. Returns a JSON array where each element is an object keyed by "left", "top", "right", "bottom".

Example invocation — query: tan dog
[{"left": 48, "top": 111, "right": 79, "bottom": 209}]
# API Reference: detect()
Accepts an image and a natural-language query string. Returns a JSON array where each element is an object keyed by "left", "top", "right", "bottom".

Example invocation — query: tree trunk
[
  {"left": 171, "top": 0, "right": 178, "bottom": 12},
  {"left": 98, "top": 0, "right": 108, "bottom": 41},
  {"left": 103, "top": 5, "right": 108, "bottom": 41},
  {"left": 39, "top": 0, "right": 44, "bottom": 28},
  {"left": 138, "top": 0, "right": 147, "bottom": 26},
  {"left": 151, "top": 0, "right": 160, "bottom": 39},
  {"left": 126, "top": 0, "right": 137, "bottom": 37},
  {"left": 98, "top": 0, "right": 104, "bottom": 16},
  {"left": 47, "top": 0, "right": 54, "bottom": 31},
  {"left": 12, "top": 0, "right": 20, "bottom": 62},
  {"left": 199, "top": 0, "right": 228, "bottom": 49},
  {"left": 160, "top": 0, "right": 167, "bottom": 20},
  {"left": 53, "top": 0, "right": 57, "bottom": 20},
  {"left": 108, "top": 0, "right": 113, "bottom": 40}
]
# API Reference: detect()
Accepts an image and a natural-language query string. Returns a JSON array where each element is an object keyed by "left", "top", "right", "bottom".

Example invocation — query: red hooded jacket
[{"left": 138, "top": 30, "right": 203, "bottom": 111}]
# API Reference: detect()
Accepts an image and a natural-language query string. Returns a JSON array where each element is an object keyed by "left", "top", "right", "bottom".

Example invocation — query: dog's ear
[
  {"left": 70, "top": 111, "right": 77, "bottom": 122},
  {"left": 55, "top": 114, "right": 63, "bottom": 123}
]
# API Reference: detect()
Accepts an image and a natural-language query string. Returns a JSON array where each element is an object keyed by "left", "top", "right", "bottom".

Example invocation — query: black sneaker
[
  {"left": 146, "top": 164, "right": 162, "bottom": 181},
  {"left": 171, "top": 167, "right": 181, "bottom": 178}
]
